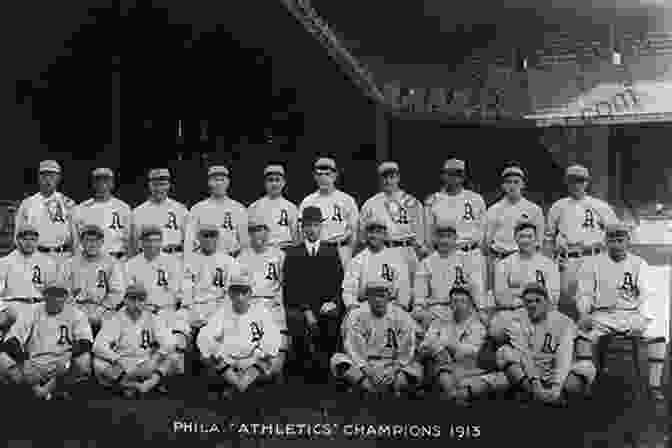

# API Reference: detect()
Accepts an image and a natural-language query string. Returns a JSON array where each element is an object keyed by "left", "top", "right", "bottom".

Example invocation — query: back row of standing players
[{"left": 8, "top": 156, "right": 617, "bottom": 311}]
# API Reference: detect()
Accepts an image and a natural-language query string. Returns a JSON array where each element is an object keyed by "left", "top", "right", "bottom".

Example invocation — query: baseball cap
[
  {"left": 442, "top": 159, "right": 466, "bottom": 173},
  {"left": 521, "top": 282, "right": 549, "bottom": 298},
  {"left": 449, "top": 284, "right": 476, "bottom": 306},
  {"left": 264, "top": 164, "right": 285, "bottom": 177},
  {"left": 301, "top": 206, "right": 324, "bottom": 223},
  {"left": 16, "top": 224, "right": 39, "bottom": 238},
  {"left": 435, "top": 219, "right": 457, "bottom": 234},
  {"left": 125, "top": 283, "right": 148, "bottom": 300},
  {"left": 148, "top": 168, "right": 171, "bottom": 181},
  {"left": 80, "top": 224, "right": 105, "bottom": 239},
  {"left": 365, "top": 215, "right": 387, "bottom": 230},
  {"left": 502, "top": 166, "right": 525, "bottom": 179},
  {"left": 208, "top": 165, "right": 230, "bottom": 177},
  {"left": 314, "top": 157, "right": 337, "bottom": 172},
  {"left": 92, "top": 167, "right": 114, "bottom": 178},
  {"left": 39, "top": 160, "right": 61, "bottom": 174},
  {"left": 514, "top": 218, "right": 537, "bottom": 234},
  {"left": 140, "top": 225, "right": 163, "bottom": 239},
  {"left": 605, "top": 222, "right": 630, "bottom": 237},
  {"left": 248, "top": 214, "right": 269, "bottom": 230},
  {"left": 377, "top": 161, "right": 400, "bottom": 176},
  {"left": 198, "top": 224, "right": 220, "bottom": 236},
  {"left": 364, "top": 280, "right": 392, "bottom": 297},
  {"left": 566, "top": 165, "right": 590, "bottom": 179},
  {"left": 43, "top": 282, "right": 69, "bottom": 298}
]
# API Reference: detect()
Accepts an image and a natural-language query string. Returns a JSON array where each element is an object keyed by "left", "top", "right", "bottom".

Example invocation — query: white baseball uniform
[
  {"left": 72, "top": 197, "right": 132, "bottom": 259},
  {"left": 247, "top": 196, "right": 299, "bottom": 248}
]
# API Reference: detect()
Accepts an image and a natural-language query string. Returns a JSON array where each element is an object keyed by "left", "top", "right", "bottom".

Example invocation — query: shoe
[
  {"left": 52, "top": 390, "right": 72, "bottom": 401},
  {"left": 650, "top": 386, "right": 665, "bottom": 402}
]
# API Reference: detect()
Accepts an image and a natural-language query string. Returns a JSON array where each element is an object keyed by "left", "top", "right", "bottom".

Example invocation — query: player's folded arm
[
  {"left": 71, "top": 339, "right": 93, "bottom": 357},
  {"left": 0, "top": 336, "right": 27, "bottom": 364}
]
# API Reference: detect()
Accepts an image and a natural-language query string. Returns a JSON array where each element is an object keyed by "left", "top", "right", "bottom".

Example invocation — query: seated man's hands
[
  {"left": 320, "top": 300, "right": 339, "bottom": 317},
  {"left": 106, "top": 361, "right": 125, "bottom": 381}
]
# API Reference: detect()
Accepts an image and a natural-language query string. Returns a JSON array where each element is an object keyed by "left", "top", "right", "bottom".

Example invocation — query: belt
[
  {"left": 490, "top": 247, "right": 517, "bottom": 260},
  {"left": 460, "top": 242, "right": 479, "bottom": 252},
  {"left": 38, "top": 244, "right": 72, "bottom": 254},
  {"left": 387, "top": 239, "right": 414, "bottom": 248},
  {"left": 4, "top": 297, "right": 42, "bottom": 304},
  {"left": 162, "top": 245, "right": 183, "bottom": 254},
  {"left": 108, "top": 251, "right": 126, "bottom": 260},
  {"left": 592, "top": 306, "right": 638, "bottom": 312},
  {"left": 146, "top": 304, "right": 177, "bottom": 314},
  {"left": 495, "top": 304, "right": 525, "bottom": 311},
  {"left": 566, "top": 247, "right": 602, "bottom": 258}
]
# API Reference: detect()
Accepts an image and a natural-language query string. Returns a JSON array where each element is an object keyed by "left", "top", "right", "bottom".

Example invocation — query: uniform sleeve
[
  {"left": 465, "top": 255, "right": 487, "bottom": 309},
  {"left": 93, "top": 317, "right": 121, "bottom": 363},
  {"left": 236, "top": 205, "right": 250, "bottom": 251},
  {"left": 551, "top": 322, "right": 576, "bottom": 390},
  {"left": 171, "top": 259, "right": 186, "bottom": 304},
  {"left": 180, "top": 262, "right": 196, "bottom": 307},
  {"left": 14, "top": 199, "right": 29, "bottom": 241},
  {"left": 409, "top": 197, "right": 426, "bottom": 248},
  {"left": 474, "top": 195, "right": 487, "bottom": 243},
  {"left": 357, "top": 200, "right": 372, "bottom": 246},
  {"left": 104, "top": 261, "right": 125, "bottom": 310},
  {"left": 182, "top": 209, "right": 197, "bottom": 260},
  {"left": 121, "top": 204, "right": 133, "bottom": 254},
  {"left": 0, "top": 259, "right": 8, "bottom": 295},
  {"left": 65, "top": 198, "right": 78, "bottom": 249},
  {"left": 633, "top": 258, "right": 651, "bottom": 311},
  {"left": 179, "top": 204, "right": 189, "bottom": 247},
  {"left": 396, "top": 313, "right": 417, "bottom": 366},
  {"left": 424, "top": 196, "right": 436, "bottom": 250},
  {"left": 128, "top": 210, "right": 140, "bottom": 256},
  {"left": 545, "top": 259, "right": 561, "bottom": 307},
  {"left": 153, "top": 314, "right": 176, "bottom": 356},
  {"left": 196, "top": 312, "right": 223, "bottom": 359},
  {"left": 69, "top": 205, "right": 82, "bottom": 256},
  {"left": 259, "top": 308, "right": 282, "bottom": 357},
  {"left": 575, "top": 258, "right": 596, "bottom": 315},
  {"left": 346, "top": 196, "right": 359, "bottom": 248},
  {"left": 289, "top": 203, "right": 300, "bottom": 244},
  {"left": 394, "top": 260, "right": 411, "bottom": 310},
  {"left": 484, "top": 206, "right": 497, "bottom": 246},
  {"left": 341, "top": 255, "right": 363, "bottom": 308},
  {"left": 453, "top": 321, "right": 487, "bottom": 361},
  {"left": 494, "top": 257, "right": 516, "bottom": 308},
  {"left": 72, "top": 310, "right": 94, "bottom": 342},
  {"left": 599, "top": 201, "right": 619, "bottom": 227},
  {"left": 343, "top": 315, "right": 369, "bottom": 369},
  {"left": 533, "top": 204, "right": 546, "bottom": 248},
  {"left": 413, "top": 259, "right": 431, "bottom": 308},
  {"left": 545, "top": 202, "right": 560, "bottom": 247}
]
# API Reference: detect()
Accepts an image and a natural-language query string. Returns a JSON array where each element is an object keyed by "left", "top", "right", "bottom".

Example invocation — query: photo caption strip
[{"left": 172, "top": 421, "right": 482, "bottom": 440}]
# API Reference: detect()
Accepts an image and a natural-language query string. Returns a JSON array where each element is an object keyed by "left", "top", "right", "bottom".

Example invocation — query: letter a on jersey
[
  {"left": 278, "top": 209, "right": 289, "bottom": 227},
  {"left": 463, "top": 203, "right": 475, "bottom": 221},
  {"left": 96, "top": 269, "right": 108, "bottom": 290},
  {"left": 535, "top": 270, "right": 546, "bottom": 287},
  {"left": 32, "top": 266, "right": 42, "bottom": 285},
  {"left": 332, "top": 204, "right": 343, "bottom": 222},
  {"left": 213, "top": 267, "right": 225, "bottom": 288},
  {"left": 222, "top": 212, "right": 234, "bottom": 231},
  {"left": 621, "top": 272, "right": 635, "bottom": 293},
  {"left": 264, "top": 262, "right": 279, "bottom": 281},
  {"left": 250, "top": 322, "right": 264, "bottom": 345},
  {"left": 48, "top": 200, "right": 66, "bottom": 224},
  {"left": 166, "top": 212, "right": 178, "bottom": 230},
  {"left": 110, "top": 211, "right": 123, "bottom": 230},
  {"left": 140, "top": 329, "right": 152, "bottom": 349},
  {"left": 541, "top": 333, "right": 559, "bottom": 354},
  {"left": 397, "top": 207, "right": 409, "bottom": 225},
  {"left": 582, "top": 209, "right": 595, "bottom": 229},
  {"left": 454, "top": 266, "right": 467, "bottom": 287},
  {"left": 157, "top": 269, "right": 168, "bottom": 287},
  {"left": 385, "top": 328, "right": 399, "bottom": 351},
  {"left": 57, "top": 325, "right": 72, "bottom": 346},
  {"left": 381, "top": 263, "right": 395, "bottom": 282}
]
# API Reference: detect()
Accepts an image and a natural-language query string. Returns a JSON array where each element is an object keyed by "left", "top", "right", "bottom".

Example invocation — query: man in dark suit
[{"left": 283, "top": 206, "right": 345, "bottom": 382}]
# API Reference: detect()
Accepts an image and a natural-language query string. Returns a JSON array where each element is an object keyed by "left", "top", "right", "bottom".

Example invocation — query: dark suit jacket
[{"left": 283, "top": 240, "right": 344, "bottom": 335}]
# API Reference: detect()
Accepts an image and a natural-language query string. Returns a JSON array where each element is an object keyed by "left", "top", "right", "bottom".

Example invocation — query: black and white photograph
[{"left": 1, "top": 1, "right": 670, "bottom": 447}]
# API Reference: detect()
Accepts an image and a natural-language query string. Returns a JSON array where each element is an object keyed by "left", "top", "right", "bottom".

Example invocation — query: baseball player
[
  {"left": 575, "top": 222, "right": 666, "bottom": 401},
  {"left": 130, "top": 168, "right": 188, "bottom": 259},
  {"left": 247, "top": 164, "right": 299, "bottom": 250},
  {"left": 61, "top": 224, "right": 125, "bottom": 334},
  {"left": 197, "top": 269, "right": 283, "bottom": 399},
  {"left": 490, "top": 219, "right": 560, "bottom": 341},
  {"left": 424, "top": 159, "right": 487, "bottom": 292},
  {"left": 484, "top": 165, "right": 544, "bottom": 291},
  {"left": 92, "top": 284, "right": 180, "bottom": 398},
  {"left": 184, "top": 165, "right": 249, "bottom": 261},
  {"left": 342, "top": 216, "right": 410, "bottom": 322},
  {"left": 331, "top": 280, "right": 423, "bottom": 397},
  {"left": 417, "top": 285, "right": 487, "bottom": 405},
  {"left": 494, "top": 282, "right": 595, "bottom": 406},
  {"left": 412, "top": 220, "right": 487, "bottom": 332},
  {"left": 15, "top": 160, "right": 77, "bottom": 265},
  {"left": 545, "top": 164, "right": 618, "bottom": 316},
  {"left": 236, "top": 214, "right": 287, "bottom": 376},
  {"left": 0, "top": 224, "right": 63, "bottom": 320},
  {"left": 360, "top": 161, "right": 427, "bottom": 289},
  {"left": 299, "top": 157, "right": 359, "bottom": 268},
  {"left": 0, "top": 283, "right": 93, "bottom": 400},
  {"left": 125, "top": 225, "right": 189, "bottom": 371},
  {"left": 71, "top": 168, "right": 132, "bottom": 261},
  {"left": 179, "top": 224, "right": 237, "bottom": 330}
]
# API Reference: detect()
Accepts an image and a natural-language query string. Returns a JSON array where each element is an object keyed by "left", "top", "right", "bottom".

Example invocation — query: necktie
[{"left": 312, "top": 246, "right": 317, "bottom": 257}]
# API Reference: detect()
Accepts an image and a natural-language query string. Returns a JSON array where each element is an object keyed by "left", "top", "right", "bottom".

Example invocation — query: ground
[{"left": 2, "top": 356, "right": 668, "bottom": 448}]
